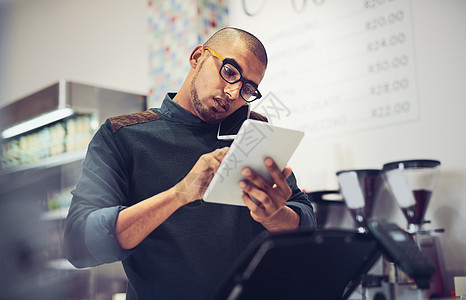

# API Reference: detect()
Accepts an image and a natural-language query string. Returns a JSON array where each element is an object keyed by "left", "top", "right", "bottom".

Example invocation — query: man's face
[{"left": 189, "top": 41, "right": 266, "bottom": 123}]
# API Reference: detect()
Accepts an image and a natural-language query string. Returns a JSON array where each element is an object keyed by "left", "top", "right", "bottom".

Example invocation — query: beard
[
  {"left": 190, "top": 59, "right": 221, "bottom": 123},
  {"left": 190, "top": 87, "right": 218, "bottom": 123}
]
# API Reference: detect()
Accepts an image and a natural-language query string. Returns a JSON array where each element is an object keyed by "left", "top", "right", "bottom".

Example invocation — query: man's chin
[{"left": 198, "top": 109, "right": 225, "bottom": 124}]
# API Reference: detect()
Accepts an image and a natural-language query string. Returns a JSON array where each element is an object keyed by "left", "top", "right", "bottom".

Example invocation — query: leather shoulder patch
[
  {"left": 109, "top": 109, "right": 161, "bottom": 132},
  {"left": 249, "top": 111, "right": 268, "bottom": 122}
]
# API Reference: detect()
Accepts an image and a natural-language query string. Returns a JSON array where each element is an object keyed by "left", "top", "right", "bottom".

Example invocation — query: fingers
[
  {"left": 174, "top": 147, "right": 229, "bottom": 204},
  {"left": 240, "top": 167, "right": 274, "bottom": 196},
  {"left": 240, "top": 186, "right": 280, "bottom": 222},
  {"left": 200, "top": 147, "right": 229, "bottom": 176},
  {"left": 239, "top": 181, "right": 273, "bottom": 208},
  {"left": 241, "top": 157, "right": 292, "bottom": 196},
  {"left": 211, "top": 147, "right": 229, "bottom": 166},
  {"left": 282, "top": 166, "right": 293, "bottom": 180},
  {"left": 264, "top": 157, "right": 293, "bottom": 191},
  {"left": 238, "top": 157, "right": 293, "bottom": 221}
]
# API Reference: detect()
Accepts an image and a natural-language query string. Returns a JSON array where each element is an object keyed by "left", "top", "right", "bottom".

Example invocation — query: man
[{"left": 64, "top": 27, "right": 316, "bottom": 299}]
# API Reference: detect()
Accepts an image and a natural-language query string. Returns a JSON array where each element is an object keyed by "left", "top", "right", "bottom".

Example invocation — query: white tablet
[{"left": 203, "top": 119, "right": 304, "bottom": 206}]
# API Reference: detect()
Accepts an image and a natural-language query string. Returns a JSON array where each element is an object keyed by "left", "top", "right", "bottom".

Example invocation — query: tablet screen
[{"left": 203, "top": 119, "right": 304, "bottom": 206}]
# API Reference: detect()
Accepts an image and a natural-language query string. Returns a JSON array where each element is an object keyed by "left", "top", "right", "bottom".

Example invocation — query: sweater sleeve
[
  {"left": 64, "top": 120, "right": 133, "bottom": 268},
  {"left": 285, "top": 172, "right": 317, "bottom": 229}
]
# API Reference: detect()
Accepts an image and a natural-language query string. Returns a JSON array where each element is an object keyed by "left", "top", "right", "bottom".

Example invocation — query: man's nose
[{"left": 224, "top": 82, "right": 242, "bottom": 101}]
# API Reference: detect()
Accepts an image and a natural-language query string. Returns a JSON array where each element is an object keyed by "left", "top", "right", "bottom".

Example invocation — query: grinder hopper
[
  {"left": 336, "top": 169, "right": 384, "bottom": 233},
  {"left": 382, "top": 160, "right": 441, "bottom": 233}
]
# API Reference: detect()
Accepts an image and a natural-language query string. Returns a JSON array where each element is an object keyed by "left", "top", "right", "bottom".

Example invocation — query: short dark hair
[{"left": 204, "top": 27, "right": 268, "bottom": 68}]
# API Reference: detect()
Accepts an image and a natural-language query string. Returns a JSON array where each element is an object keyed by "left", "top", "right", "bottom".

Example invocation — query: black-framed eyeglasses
[{"left": 204, "top": 47, "right": 262, "bottom": 103}]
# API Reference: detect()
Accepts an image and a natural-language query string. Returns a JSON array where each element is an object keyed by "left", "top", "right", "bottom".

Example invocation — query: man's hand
[
  {"left": 174, "top": 147, "right": 229, "bottom": 204},
  {"left": 238, "top": 157, "right": 300, "bottom": 232}
]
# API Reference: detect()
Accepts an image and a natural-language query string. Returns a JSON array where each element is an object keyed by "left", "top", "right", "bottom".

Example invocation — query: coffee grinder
[
  {"left": 336, "top": 169, "right": 394, "bottom": 299},
  {"left": 382, "top": 160, "right": 440, "bottom": 233},
  {"left": 383, "top": 159, "right": 445, "bottom": 298},
  {"left": 336, "top": 169, "right": 383, "bottom": 233},
  {"left": 305, "top": 190, "right": 346, "bottom": 230}
]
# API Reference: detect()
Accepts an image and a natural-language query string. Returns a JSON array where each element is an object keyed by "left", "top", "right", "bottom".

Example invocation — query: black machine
[
  {"left": 367, "top": 219, "right": 436, "bottom": 289},
  {"left": 211, "top": 222, "right": 436, "bottom": 300},
  {"left": 211, "top": 229, "right": 381, "bottom": 300}
]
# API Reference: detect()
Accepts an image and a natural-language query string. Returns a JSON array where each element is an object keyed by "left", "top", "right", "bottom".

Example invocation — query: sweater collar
[{"left": 159, "top": 93, "right": 206, "bottom": 125}]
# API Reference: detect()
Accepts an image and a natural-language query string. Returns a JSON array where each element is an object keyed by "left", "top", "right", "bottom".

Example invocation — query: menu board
[{"left": 230, "top": 0, "right": 418, "bottom": 139}]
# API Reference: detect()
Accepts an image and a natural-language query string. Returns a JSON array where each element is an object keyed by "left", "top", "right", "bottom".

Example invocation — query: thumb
[{"left": 282, "top": 166, "right": 293, "bottom": 180}]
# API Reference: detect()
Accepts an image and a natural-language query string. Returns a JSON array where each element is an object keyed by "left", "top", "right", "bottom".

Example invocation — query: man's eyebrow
[
  {"left": 223, "top": 57, "right": 259, "bottom": 87},
  {"left": 223, "top": 58, "right": 243, "bottom": 74}
]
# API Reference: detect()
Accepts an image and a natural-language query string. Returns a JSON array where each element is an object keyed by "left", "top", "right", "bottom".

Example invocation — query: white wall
[
  {"left": 230, "top": 0, "right": 466, "bottom": 293},
  {"left": 0, "top": 0, "right": 148, "bottom": 107}
]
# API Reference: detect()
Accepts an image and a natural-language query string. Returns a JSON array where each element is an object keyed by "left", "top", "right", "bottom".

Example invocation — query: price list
[{"left": 249, "top": 0, "right": 418, "bottom": 138}]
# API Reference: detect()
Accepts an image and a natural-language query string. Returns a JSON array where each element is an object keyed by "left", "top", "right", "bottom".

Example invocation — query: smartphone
[{"left": 217, "top": 104, "right": 250, "bottom": 140}]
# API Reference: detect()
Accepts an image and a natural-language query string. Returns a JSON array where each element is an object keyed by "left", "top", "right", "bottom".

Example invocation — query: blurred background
[{"left": 0, "top": 0, "right": 465, "bottom": 299}]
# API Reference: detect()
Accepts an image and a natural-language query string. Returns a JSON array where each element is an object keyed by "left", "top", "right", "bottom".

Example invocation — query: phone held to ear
[{"left": 217, "top": 105, "right": 250, "bottom": 140}]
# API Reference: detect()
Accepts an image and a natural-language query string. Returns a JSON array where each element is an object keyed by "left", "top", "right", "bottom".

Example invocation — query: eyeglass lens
[{"left": 220, "top": 63, "right": 259, "bottom": 102}]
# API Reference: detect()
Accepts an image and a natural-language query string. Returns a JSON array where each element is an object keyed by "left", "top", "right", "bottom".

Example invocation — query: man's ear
[{"left": 189, "top": 45, "right": 205, "bottom": 69}]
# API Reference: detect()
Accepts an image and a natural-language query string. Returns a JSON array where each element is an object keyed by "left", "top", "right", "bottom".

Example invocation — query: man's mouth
[{"left": 213, "top": 98, "right": 230, "bottom": 113}]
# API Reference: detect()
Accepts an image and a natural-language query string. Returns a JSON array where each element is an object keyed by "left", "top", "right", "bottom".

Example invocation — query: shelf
[
  {"left": 0, "top": 149, "right": 86, "bottom": 177},
  {"left": 0, "top": 81, "right": 142, "bottom": 299},
  {"left": 46, "top": 258, "right": 89, "bottom": 271},
  {"left": 42, "top": 207, "right": 69, "bottom": 221}
]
